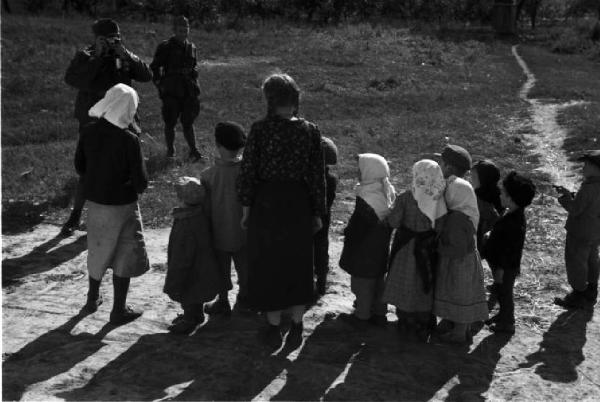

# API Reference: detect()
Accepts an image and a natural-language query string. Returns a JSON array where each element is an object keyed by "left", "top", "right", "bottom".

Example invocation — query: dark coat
[
  {"left": 559, "top": 176, "right": 600, "bottom": 244},
  {"left": 75, "top": 118, "right": 148, "bottom": 205},
  {"left": 150, "top": 37, "right": 200, "bottom": 99},
  {"left": 437, "top": 211, "right": 476, "bottom": 259},
  {"left": 484, "top": 208, "right": 526, "bottom": 274},
  {"left": 339, "top": 197, "right": 392, "bottom": 278},
  {"left": 65, "top": 46, "right": 152, "bottom": 125},
  {"left": 164, "top": 205, "right": 220, "bottom": 305}
]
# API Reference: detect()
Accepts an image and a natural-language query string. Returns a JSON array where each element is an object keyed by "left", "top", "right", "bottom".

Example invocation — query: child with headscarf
[
  {"left": 164, "top": 177, "right": 220, "bottom": 334},
  {"left": 339, "top": 153, "right": 395, "bottom": 326},
  {"left": 382, "top": 159, "right": 447, "bottom": 342},
  {"left": 434, "top": 145, "right": 488, "bottom": 343}
]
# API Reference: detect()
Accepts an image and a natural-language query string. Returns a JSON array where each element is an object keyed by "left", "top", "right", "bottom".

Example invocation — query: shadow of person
[
  {"left": 57, "top": 312, "right": 289, "bottom": 401},
  {"left": 519, "top": 308, "right": 594, "bottom": 383},
  {"left": 2, "top": 233, "right": 87, "bottom": 287},
  {"left": 2, "top": 313, "right": 113, "bottom": 401},
  {"left": 445, "top": 333, "right": 513, "bottom": 401}
]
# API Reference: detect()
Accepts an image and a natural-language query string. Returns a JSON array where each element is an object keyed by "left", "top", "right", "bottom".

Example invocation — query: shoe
[
  {"left": 109, "top": 305, "right": 142, "bottom": 325},
  {"left": 168, "top": 318, "right": 199, "bottom": 335},
  {"left": 489, "top": 322, "right": 515, "bottom": 334},
  {"left": 204, "top": 298, "right": 232, "bottom": 316},
  {"left": 554, "top": 291, "right": 587, "bottom": 309},
  {"left": 60, "top": 217, "right": 81, "bottom": 236},
  {"left": 189, "top": 150, "right": 203, "bottom": 163},
  {"left": 259, "top": 324, "right": 283, "bottom": 349},
  {"left": 82, "top": 294, "right": 103, "bottom": 314}
]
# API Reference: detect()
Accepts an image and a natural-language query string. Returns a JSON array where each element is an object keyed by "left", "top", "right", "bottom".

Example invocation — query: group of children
[{"left": 162, "top": 72, "right": 600, "bottom": 344}]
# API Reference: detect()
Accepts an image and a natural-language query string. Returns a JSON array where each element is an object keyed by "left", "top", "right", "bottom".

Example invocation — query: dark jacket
[
  {"left": 164, "top": 205, "right": 220, "bottom": 305},
  {"left": 339, "top": 197, "right": 392, "bottom": 278},
  {"left": 559, "top": 176, "right": 600, "bottom": 244},
  {"left": 484, "top": 208, "right": 527, "bottom": 274},
  {"left": 75, "top": 118, "right": 148, "bottom": 205},
  {"left": 477, "top": 197, "right": 500, "bottom": 257},
  {"left": 150, "top": 37, "right": 200, "bottom": 99},
  {"left": 65, "top": 46, "right": 152, "bottom": 125}
]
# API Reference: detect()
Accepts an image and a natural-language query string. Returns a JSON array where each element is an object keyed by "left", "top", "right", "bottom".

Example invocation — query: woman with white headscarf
[
  {"left": 76, "top": 83, "right": 149, "bottom": 325},
  {"left": 339, "top": 153, "right": 395, "bottom": 326},
  {"left": 382, "top": 159, "right": 447, "bottom": 342},
  {"left": 433, "top": 176, "right": 488, "bottom": 343}
]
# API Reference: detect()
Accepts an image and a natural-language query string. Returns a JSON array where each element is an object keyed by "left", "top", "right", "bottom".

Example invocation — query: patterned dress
[
  {"left": 382, "top": 191, "right": 436, "bottom": 312},
  {"left": 237, "top": 115, "right": 326, "bottom": 311}
]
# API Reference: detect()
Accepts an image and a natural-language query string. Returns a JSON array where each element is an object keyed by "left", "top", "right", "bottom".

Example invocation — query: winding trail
[{"left": 511, "top": 45, "right": 588, "bottom": 187}]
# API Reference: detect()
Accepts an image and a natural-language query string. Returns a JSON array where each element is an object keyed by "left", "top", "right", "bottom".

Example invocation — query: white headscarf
[
  {"left": 411, "top": 159, "right": 448, "bottom": 228},
  {"left": 356, "top": 153, "right": 396, "bottom": 220},
  {"left": 445, "top": 175, "right": 480, "bottom": 229},
  {"left": 88, "top": 83, "right": 139, "bottom": 129}
]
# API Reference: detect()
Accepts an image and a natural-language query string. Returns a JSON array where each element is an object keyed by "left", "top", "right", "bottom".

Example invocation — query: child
[
  {"left": 313, "top": 136, "right": 338, "bottom": 296},
  {"left": 434, "top": 144, "right": 488, "bottom": 343},
  {"left": 339, "top": 153, "right": 394, "bottom": 326},
  {"left": 164, "top": 177, "right": 220, "bottom": 334},
  {"left": 382, "top": 159, "right": 447, "bottom": 341},
  {"left": 201, "top": 122, "right": 249, "bottom": 315},
  {"left": 471, "top": 160, "right": 503, "bottom": 257},
  {"left": 484, "top": 171, "right": 536, "bottom": 333},
  {"left": 554, "top": 150, "right": 600, "bottom": 309}
]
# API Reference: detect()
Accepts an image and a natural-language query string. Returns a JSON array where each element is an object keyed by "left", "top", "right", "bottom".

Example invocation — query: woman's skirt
[
  {"left": 87, "top": 201, "right": 149, "bottom": 280},
  {"left": 247, "top": 181, "right": 314, "bottom": 312},
  {"left": 433, "top": 251, "right": 488, "bottom": 323},
  {"left": 383, "top": 238, "right": 433, "bottom": 313}
]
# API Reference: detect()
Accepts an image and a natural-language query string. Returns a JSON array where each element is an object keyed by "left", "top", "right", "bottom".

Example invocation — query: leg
[
  {"left": 181, "top": 96, "right": 201, "bottom": 160},
  {"left": 161, "top": 97, "right": 181, "bottom": 157},
  {"left": 82, "top": 275, "right": 103, "bottom": 313},
  {"left": 369, "top": 276, "right": 388, "bottom": 326},
  {"left": 313, "top": 213, "right": 331, "bottom": 295},
  {"left": 205, "top": 250, "right": 233, "bottom": 316},
  {"left": 350, "top": 276, "right": 373, "bottom": 320},
  {"left": 565, "top": 235, "right": 590, "bottom": 292},
  {"left": 261, "top": 310, "right": 283, "bottom": 348},
  {"left": 61, "top": 174, "right": 86, "bottom": 234},
  {"left": 110, "top": 274, "right": 142, "bottom": 325},
  {"left": 287, "top": 304, "right": 306, "bottom": 344},
  {"left": 585, "top": 243, "right": 599, "bottom": 302},
  {"left": 490, "top": 270, "right": 516, "bottom": 334}
]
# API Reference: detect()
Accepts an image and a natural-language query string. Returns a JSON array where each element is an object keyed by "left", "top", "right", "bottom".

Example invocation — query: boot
[
  {"left": 60, "top": 208, "right": 82, "bottom": 236},
  {"left": 110, "top": 274, "right": 142, "bottom": 325},
  {"left": 554, "top": 290, "right": 587, "bottom": 309},
  {"left": 169, "top": 304, "right": 203, "bottom": 335},
  {"left": 183, "top": 125, "right": 203, "bottom": 162},
  {"left": 82, "top": 276, "right": 103, "bottom": 314},
  {"left": 204, "top": 293, "right": 232, "bottom": 316},
  {"left": 164, "top": 126, "right": 176, "bottom": 158}
]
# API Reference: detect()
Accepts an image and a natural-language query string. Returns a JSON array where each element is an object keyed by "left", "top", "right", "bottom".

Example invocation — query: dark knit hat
[
  {"left": 578, "top": 150, "right": 600, "bottom": 169},
  {"left": 472, "top": 160, "right": 500, "bottom": 186},
  {"left": 215, "top": 121, "right": 246, "bottom": 151},
  {"left": 173, "top": 15, "right": 189, "bottom": 27},
  {"left": 441, "top": 144, "right": 472, "bottom": 171},
  {"left": 92, "top": 19, "right": 120, "bottom": 37},
  {"left": 503, "top": 171, "right": 536, "bottom": 208},
  {"left": 321, "top": 136, "right": 338, "bottom": 165}
]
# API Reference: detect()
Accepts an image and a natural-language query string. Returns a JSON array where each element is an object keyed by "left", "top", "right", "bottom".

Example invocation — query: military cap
[
  {"left": 441, "top": 144, "right": 472, "bottom": 171},
  {"left": 92, "top": 18, "right": 120, "bottom": 37}
]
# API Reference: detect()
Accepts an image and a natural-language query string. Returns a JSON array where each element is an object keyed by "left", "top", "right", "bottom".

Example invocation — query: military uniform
[{"left": 150, "top": 36, "right": 201, "bottom": 158}]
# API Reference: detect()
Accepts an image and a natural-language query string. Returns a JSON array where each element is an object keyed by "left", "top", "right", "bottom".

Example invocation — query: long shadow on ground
[
  {"left": 519, "top": 308, "right": 594, "bottom": 383},
  {"left": 2, "top": 312, "right": 114, "bottom": 401},
  {"left": 2, "top": 233, "right": 87, "bottom": 287}
]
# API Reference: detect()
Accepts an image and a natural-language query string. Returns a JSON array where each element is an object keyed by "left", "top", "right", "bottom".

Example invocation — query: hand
[
  {"left": 94, "top": 36, "right": 107, "bottom": 56},
  {"left": 312, "top": 216, "right": 323, "bottom": 235},
  {"left": 114, "top": 42, "right": 129, "bottom": 59}
]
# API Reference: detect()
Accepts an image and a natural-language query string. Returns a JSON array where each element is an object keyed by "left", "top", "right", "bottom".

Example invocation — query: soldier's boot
[
  {"left": 164, "top": 125, "right": 176, "bottom": 158},
  {"left": 183, "top": 124, "right": 202, "bottom": 162}
]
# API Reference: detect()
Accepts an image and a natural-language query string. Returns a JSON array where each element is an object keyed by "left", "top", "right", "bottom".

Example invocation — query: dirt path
[{"left": 3, "top": 48, "right": 600, "bottom": 401}]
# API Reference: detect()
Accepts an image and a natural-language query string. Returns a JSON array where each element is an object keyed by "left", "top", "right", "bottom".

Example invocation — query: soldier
[
  {"left": 150, "top": 16, "right": 203, "bottom": 161},
  {"left": 62, "top": 18, "right": 153, "bottom": 235}
]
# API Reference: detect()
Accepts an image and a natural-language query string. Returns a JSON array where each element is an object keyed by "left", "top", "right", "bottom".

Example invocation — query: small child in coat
[
  {"left": 554, "top": 150, "right": 600, "bottom": 309},
  {"left": 484, "top": 171, "right": 536, "bottom": 334},
  {"left": 164, "top": 177, "right": 220, "bottom": 334},
  {"left": 201, "top": 122, "right": 249, "bottom": 315},
  {"left": 471, "top": 160, "right": 503, "bottom": 256},
  {"left": 339, "top": 153, "right": 394, "bottom": 326},
  {"left": 313, "top": 136, "right": 338, "bottom": 296}
]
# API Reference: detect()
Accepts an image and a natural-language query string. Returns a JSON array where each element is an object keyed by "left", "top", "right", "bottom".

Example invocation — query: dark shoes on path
[
  {"left": 110, "top": 305, "right": 143, "bottom": 326},
  {"left": 204, "top": 297, "right": 232, "bottom": 317}
]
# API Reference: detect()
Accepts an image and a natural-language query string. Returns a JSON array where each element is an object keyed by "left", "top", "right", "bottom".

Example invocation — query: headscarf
[
  {"left": 445, "top": 175, "right": 480, "bottom": 229},
  {"left": 356, "top": 153, "right": 396, "bottom": 220},
  {"left": 411, "top": 159, "right": 448, "bottom": 228},
  {"left": 88, "top": 83, "right": 139, "bottom": 129}
]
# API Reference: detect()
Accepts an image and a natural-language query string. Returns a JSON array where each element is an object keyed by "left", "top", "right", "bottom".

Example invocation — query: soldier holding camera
[
  {"left": 62, "top": 18, "right": 152, "bottom": 234},
  {"left": 150, "top": 16, "right": 203, "bottom": 161}
]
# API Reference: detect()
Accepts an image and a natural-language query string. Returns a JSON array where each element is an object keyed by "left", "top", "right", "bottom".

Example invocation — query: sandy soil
[{"left": 2, "top": 47, "right": 600, "bottom": 401}]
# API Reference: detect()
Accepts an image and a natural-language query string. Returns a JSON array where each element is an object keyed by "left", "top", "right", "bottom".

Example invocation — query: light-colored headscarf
[
  {"left": 88, "top": 83, "right": 139, "bottom": 129},
  {"left": 445, "top": 175, "right": 480, "bottom": 229},
  {"left": 411, "top": 159, "right": 448, "bottom": 228},
  {"left": 356, "top": 153, "right": 396, "bottom": 220}
]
